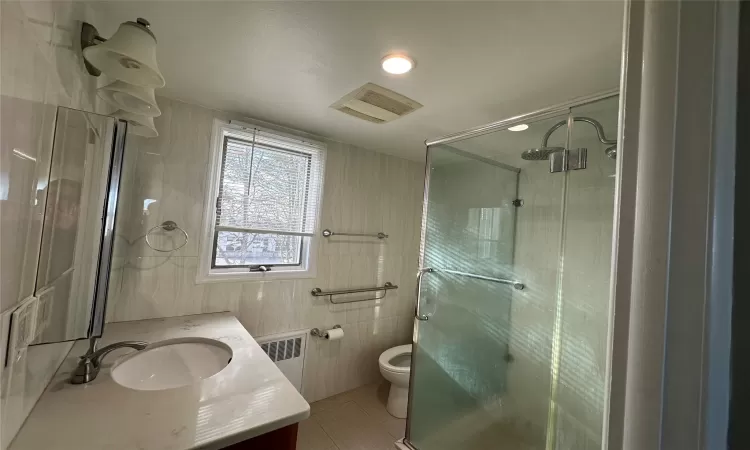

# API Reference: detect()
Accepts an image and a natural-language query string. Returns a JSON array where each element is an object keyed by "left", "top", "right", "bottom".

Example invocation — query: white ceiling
[{"left": 93, "top": 1, "right": 624, "bottom": 161}]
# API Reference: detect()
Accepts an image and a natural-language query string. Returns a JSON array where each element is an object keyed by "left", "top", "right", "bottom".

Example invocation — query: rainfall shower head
[{"left": 521, "top": 147, "right": 564, "bottom": 161}]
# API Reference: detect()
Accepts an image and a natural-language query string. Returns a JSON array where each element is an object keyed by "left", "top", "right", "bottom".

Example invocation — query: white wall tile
[
  {"left": 108, "top": 97, "right": 424, "bottom": 402},
  {"left": 505, "top": 111, "right": 617, "bottom": 443},
  {"left": 0, "top": 2, "right": 101, "bottom": 446}
]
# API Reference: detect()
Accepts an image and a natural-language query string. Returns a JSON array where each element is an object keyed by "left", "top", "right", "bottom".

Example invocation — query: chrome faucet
[{"left": 70, "top": 338, "right": 148, "bottom": 384}]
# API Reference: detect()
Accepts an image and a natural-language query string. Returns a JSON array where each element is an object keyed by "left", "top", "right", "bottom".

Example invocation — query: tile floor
[{"left": 297, "top": 382, "right": 405, "bottom": 450}]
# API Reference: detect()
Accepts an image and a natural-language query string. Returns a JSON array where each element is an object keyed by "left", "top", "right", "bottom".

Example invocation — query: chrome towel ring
[{"left": 144, "top": 220, "right": 189, "bottom": 252}]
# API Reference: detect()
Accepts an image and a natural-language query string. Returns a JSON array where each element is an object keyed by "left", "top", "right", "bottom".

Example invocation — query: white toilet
[{"left": 378, "top": 344, "right": 412, "bottom": 418}]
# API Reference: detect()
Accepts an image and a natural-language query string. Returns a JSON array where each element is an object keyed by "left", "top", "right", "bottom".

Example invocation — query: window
[
  {"left": 198, "top": 120, "right": 325, "bottom": 282},
  {"left": 467, "top": 207, "right": 504, "bottom": 259}
]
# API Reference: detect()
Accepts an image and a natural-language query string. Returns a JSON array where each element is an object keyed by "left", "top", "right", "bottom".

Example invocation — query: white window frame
[{"left": 197, "top": 119, "right": 325, "bottom": 283}]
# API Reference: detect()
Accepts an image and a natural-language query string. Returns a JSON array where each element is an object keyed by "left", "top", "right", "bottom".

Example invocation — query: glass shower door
[
  {"left": 407, "top": 144, "right": 526, "bottom": 450},
  {"left": 547, "top": 96, "right": 619, "bottom": 449},
  {"left": 406, "top": 98, "right": 619, "bottom": 450},
  {"left": 406, "top": 111, "right": 573, "bottom": 450}
]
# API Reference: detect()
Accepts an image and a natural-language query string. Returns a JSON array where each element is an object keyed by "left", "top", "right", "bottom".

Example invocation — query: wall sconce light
[
  {"left": 81, "top": 18, "right": 164, "bottom": 137},
  {"left": 81, "top": 18, "right": 164, "bottom": 87},
  {"left": 98, "top": 80, "right": 161, "bottom": 117},
  {"left": 112, "top": 110, "right": 158, "bottom": 138}
]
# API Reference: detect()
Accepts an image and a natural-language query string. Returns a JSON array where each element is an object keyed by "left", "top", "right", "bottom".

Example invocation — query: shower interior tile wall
[
  {"left": 0, "top": 1, "right": 104, "bottom": 447},
  {"left": 106, "top": 97, "right": 423, "bottom": 402},
  {"left": 552, "top": 102, "right": 617, "bottom": 449},
  {"left": 505, "top": 105, "right": 617, "bottom": 449}
]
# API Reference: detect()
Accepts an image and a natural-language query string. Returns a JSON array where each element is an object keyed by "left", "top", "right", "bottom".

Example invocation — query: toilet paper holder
[{"left": 310, "top": 325, "right": 342, "bottom": 338}]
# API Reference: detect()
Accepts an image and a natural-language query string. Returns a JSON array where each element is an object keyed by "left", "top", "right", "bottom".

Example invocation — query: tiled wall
[
  {"left": 0, "top": 1, "right": 102, "bottom": 447},
  {"left": 105, "top": 97, "right": 424, "bottom": 402},
  {"left": 552, "top": 99, "right": 618, "bottom": 449},
  {"left": 504, "top": 100, "right": 618, "bottom": 448}
]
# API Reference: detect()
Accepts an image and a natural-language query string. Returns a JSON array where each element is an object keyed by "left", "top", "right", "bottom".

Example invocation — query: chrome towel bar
[
  {"left": 311, "top": 282, "right": 398, "bottom": 304},
  {"left": 422, "top": 267, "right": 525, "bottom": 291},
  {"left": 322, "top": 229, "right": 388, "bottom": 239}
]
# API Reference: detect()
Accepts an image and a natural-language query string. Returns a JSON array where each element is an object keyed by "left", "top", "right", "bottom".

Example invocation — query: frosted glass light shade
[
  {"left": 84, "top": 21, "right": 165, "bottom": 88},
  {"left": 98, "top": 81, "right": 161, "bottom": 117},
  {"left": 113, "top": 110, "right": 158, "bottom": 138}
]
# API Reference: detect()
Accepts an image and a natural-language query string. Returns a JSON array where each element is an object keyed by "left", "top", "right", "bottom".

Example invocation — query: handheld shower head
[{"left": 521, "top": 147, "right": 564, "bottom": 161}]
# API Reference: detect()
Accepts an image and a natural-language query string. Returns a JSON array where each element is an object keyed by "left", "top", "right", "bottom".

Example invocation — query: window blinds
[{"left": 215, "top": 128, "right": 324, "bottom": 237}]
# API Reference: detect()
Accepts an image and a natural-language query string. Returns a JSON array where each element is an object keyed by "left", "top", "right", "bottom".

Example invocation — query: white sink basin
[{"left": 111, "top": 337, "right": 233, "bottom": 391}]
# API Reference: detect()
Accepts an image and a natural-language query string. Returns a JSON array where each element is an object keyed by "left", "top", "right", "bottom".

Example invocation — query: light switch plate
[
  {"left": 7, "top": 297, "right": 38, "bottom": 365},
  {"left": 2, "top": 296, "right": 38, "bottom": 450},
  {"left": 34, "top": 286, "right": 54, "bottom": 341}
]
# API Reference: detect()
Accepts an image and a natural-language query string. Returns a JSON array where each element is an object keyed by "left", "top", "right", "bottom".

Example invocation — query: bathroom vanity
[{"left": 10, "top": 313, "right": 309, "bottom": 450}]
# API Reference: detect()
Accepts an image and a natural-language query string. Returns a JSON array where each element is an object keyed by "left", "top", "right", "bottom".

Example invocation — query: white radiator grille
[
  {"left": 256, "top": 331, "right": 307, "bottom": 391},
  {"left": 260, "top": 337, "right": 302, "bottom": 362}
]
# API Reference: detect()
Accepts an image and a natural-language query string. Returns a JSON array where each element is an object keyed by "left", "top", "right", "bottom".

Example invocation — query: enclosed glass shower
[{"left": 406, "top": 93, "right": 619, "bottom": 450}]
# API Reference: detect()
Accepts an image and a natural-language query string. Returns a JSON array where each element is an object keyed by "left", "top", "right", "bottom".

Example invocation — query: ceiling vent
[{"left": 331, "top": 82, "right": 422, "bottom": 124}]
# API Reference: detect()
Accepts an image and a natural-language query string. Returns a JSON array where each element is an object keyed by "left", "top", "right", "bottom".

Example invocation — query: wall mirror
[{"left": 31, "top": 107, "right": 126, "bottom": 345}]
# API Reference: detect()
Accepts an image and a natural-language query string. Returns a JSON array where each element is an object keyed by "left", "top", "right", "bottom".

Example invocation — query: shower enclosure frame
[
  {"left": 424, "top": 89, "right": 618, "bottom": 147},
  {"left": 404, "top": 88, "right": 620, "bottom": 450}
]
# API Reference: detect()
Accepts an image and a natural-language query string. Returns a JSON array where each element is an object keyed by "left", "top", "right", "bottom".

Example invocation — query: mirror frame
[
  {"left": 87, "top": 114, "right": 127, "bottom": 338},
  {"left": 31, "top": 107, "right": 128, "bottom": 344}
]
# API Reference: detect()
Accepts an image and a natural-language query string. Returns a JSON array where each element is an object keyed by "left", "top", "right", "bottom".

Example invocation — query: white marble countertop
[{"left": 10, "top": 313, "right": 310, "bottom": 450}]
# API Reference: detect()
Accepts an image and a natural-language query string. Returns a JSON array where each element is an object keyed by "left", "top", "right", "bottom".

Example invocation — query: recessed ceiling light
[
  {"left": 508, "top": 124, "right": 529, "bottom": 131},
  {"left": 381, "top": 54, "right": 414, "bottom": 75}
]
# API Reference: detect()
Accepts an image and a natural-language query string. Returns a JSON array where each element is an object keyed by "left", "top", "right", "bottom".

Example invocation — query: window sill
[{"left": 195, "top": 268, "right": 316, "bottom": 284}]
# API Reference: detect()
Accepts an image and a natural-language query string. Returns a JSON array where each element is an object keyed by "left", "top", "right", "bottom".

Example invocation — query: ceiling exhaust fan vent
[
  {"left": 331, "top": 82, "right": 422, "bottom": 124},
  {"left": 338, "top": 106, "right": 385, "bottom": 124}
]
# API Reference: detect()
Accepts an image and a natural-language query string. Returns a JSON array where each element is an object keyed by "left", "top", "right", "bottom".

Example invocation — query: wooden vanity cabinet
[{"left": 221, "top": 423, "right": 298, "bottom": 450}]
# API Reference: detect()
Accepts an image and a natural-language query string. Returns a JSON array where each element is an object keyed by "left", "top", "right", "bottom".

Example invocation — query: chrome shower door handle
[{"left": 415, "top": 268, "right": 433, "bottom": 321}]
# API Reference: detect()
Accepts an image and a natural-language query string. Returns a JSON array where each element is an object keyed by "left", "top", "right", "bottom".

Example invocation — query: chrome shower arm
[
  {"left": 541, "top": 116, "right": 617, "bottom": 148},
  {"left": 576, "top": 116, "right": 617, "bottom": 145},
  {"left": 540, "top": 120, "right": 568, "bottom": 148}
]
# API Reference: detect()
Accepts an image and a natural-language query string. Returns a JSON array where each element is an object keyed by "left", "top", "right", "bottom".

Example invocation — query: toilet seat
[{"left": 378, "top": 344, "right": 412, "bottom": 374}]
